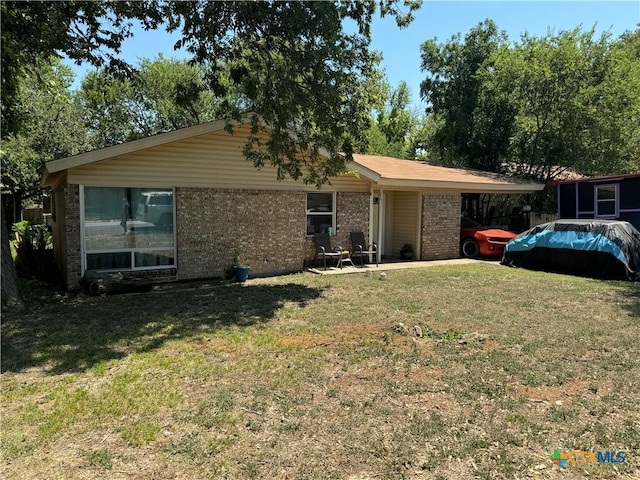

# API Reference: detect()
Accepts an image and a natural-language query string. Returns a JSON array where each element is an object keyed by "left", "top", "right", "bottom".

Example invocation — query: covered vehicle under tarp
[{"left": 502, "top": 219, "right": 640, "bottom": 281}]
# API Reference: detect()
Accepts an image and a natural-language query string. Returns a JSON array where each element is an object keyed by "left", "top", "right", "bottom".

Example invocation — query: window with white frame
[
  {"left": 82, "top": 186, "right": 176, "bottom": 271},
  {"left": 595, "top": 185, "right": 618, "bottom": 218},
  {"left": 306, "top": 192, "right": 335, "bottom": 236}
]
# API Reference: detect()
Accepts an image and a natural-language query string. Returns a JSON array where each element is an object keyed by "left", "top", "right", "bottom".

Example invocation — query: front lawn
[{"left": 2, "top": 264, "right": 639, "bottom": 479}]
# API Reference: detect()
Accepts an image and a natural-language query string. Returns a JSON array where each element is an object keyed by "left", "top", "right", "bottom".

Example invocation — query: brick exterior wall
[
  {"left": 176, "top": 188, "right": 308, "bottom": 279},
  {"left": 177, "top": 188, "right": 371, "bottom": 279},
  {"left": 421, "top": 193, "right": 461, "bottom": 260},
  {"left": 54, "top": 185, "right": 371, "bottom": 289},
  {"left": 302, "top": 191, "right": 371, "bottom": 262}
]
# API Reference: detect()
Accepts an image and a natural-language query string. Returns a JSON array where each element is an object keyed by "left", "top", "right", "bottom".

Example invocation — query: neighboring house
[
  {"left": 552, "top": 174, "right": 640, "bottom": 231},
  {"left": 42, "top": 117, "right": 543, "bottom": 290}
]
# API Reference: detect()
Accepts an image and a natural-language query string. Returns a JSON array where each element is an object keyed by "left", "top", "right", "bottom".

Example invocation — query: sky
[
  {"left": 371, "top": 0, "right": 640, "bottom": 107},
  {"left": 67, "top": 1, "right": 640, "bottom": 109}
]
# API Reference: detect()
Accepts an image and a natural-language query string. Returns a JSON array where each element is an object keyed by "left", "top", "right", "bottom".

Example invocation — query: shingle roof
[
  {"left": 348, "top": 154, "right": 544, "bottom": 192},
  {"left": 550, "top": 172, "right": 639, "bottom": 185}
]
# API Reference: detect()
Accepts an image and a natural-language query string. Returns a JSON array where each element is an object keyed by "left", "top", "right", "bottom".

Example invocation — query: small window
[
  {"left": 306, "top": 192, "right": 335, "bottom": 236},
  {"left": 595, "top": 185, "right": 618, "bottom": 218}
]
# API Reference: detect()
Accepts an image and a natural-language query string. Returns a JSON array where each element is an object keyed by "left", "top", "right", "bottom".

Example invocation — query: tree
[
  {"left": 78, "top": 56, "right": 223, "bottom": 149},
  {"left": 420, "top": 19, "right": 511, "bottom": 171},
  {"left": 493, "top": 27, "right": 640, "bottom": 182},
  {"left": 419, "top": 21, "right": 640, "bottom": 214},
  {"left": 1, "top": 58, "right": 92, "bottom": 311},
  {"left": 1, "top": 0, "right": 166, "bottom": 136},
  {"left": 2, "top": 59, "right": 91, "bottom": 218},
  {"left": 76, "top": 69, "right": 137, "bottom": 148},
  {"left": 166, "top": 1, "right": 420, "bottom": 186},
  {"left": 420, "top": 21, "right": 640, "bottom": 180},
  {"left": 2, "top": 0, "right": 421, "bottom": 183},
  {"left": 1, "top": 0, "right": 166, "bottom": 309},
  {"left": 602, "top": 28, "right": 640, "bottom": 174},
  {"left": 4, "top": 56, "right": 229, "bottom": 218},
  {"left": 359, "top": 81, "right": 422, "bottom": 159},
  {"left": 3, "top": 0, "right": 421, "bottom": 182},
  {"left": 1, "top": 0, "right": 420, "bottom": 307}
]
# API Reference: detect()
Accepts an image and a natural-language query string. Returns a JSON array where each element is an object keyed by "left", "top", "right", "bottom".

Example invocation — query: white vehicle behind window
[{"left": 137, "top": 191, "right": 174, "bottom": 228}]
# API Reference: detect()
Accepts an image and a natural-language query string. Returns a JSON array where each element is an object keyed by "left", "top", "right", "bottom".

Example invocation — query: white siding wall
[{"left": 390, "top": 191, "right": 418, "bottom": 257}]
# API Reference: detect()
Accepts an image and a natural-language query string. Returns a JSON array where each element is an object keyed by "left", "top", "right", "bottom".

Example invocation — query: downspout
[
  {"left": 377, "top": 188, "right": 384, "bottom": 263},
  {"left": 415, "top": 191, "right": 422, "bottom": 260},
  {"left": 369, "top": 186, "right": 375, "bottom": 263},
  {"left": 79, "top": 185, "right": 87, "bottom": 280}
]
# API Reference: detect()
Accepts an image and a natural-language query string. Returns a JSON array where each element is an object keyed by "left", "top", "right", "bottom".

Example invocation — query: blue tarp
[{"left": 502, "top": 219, "right": 640, "bottom": 281}]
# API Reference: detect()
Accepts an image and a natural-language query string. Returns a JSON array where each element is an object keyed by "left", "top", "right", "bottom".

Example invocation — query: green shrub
[{"left": 11, "top": 220, "right": 56, "bottom": 280}]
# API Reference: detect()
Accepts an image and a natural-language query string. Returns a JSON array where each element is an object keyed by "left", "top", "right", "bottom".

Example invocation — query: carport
[{"left": 347, "top": 155, "right": 545, "bottom": 262}]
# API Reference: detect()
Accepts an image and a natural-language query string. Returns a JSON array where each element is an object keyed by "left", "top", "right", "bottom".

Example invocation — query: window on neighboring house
[
  {"left": 306, "top": 192, "right": 335, "bottom": 236},
  {"left": 595, "top": 185, "right": 618, "bottom": 218},
  {"left": 82, "top": 186, "right": 176, "bottom": 272}
]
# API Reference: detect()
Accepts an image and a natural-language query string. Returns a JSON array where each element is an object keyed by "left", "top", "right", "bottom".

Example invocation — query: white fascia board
[
  {"left": 376, "top": 178, "right": 545, "bottom": 192},
  {"left": 345, "top": 161, "right": 382, "bottom": 183}
]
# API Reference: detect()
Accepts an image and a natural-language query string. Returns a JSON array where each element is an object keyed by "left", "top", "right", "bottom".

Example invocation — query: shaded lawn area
[{"left": 1, "top": 263, "right": 639, "bottom": 479}]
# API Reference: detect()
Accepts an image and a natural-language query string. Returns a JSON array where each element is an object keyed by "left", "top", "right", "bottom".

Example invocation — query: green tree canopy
[
  {"left": 2, "top": 0, "right": 421, "bottom": 186},
  {"left": 604, "top": 28, "right": 640, "bottom": 174},
  {"left": 166, "top": 1, "right": 420, "bottom": 186},
  {"left": 492, "top": 27, "right": 637, "bottom": 181},
  {"left": 358, "top": 81, "right": 423, "bottom": 159},
  {"left": 419, "top": 21, "right": 640, "bottom": 181},
  {"left": 2, "top": 58, "right": 91, "bottom": 205},
  {"left": 78, "top": 56, "right": 223, "bottom": 149},
  {"left": 1, "top": 0, "right": 166, "bottom": 136},
  {"left": 420, "top": 19, "right": 511, "bottom": 171}
]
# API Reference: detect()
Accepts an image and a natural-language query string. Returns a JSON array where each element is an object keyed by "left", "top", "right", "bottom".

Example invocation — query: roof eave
[
  {"left": 42, "top": 170, "right": 66, "bottom": 189},
  {"left": 376, "top": 178, "right": 545, "bottom": 192},
  {"left": 345, "top": 160, "right": 382, "bottom": 183},
  {"left": 550, "top": 173, "right": 640, "bottom": 186}
]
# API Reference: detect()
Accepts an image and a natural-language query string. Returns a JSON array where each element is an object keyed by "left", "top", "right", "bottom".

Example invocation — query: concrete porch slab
[{"left": 307, "top": 258, "right": 486, "bottom": 275}]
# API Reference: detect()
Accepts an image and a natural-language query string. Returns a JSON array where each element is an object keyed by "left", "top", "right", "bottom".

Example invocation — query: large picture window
[
  {"left": 595, "top": 185, "right": 618, "bottom": 218},
  {"left": 306, "top": 192, "right": 335, "bottom": 236},
  {"left": 82, "top": 186, "right": 176, "bottom": 272}
]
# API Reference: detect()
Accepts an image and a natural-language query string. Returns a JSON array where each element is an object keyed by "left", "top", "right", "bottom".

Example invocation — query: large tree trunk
[{"left": 1, "top": 206, "right": 24, "bottom": 311}]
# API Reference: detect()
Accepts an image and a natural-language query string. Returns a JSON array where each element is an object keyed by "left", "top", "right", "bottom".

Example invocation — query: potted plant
[
  {"left": 232, "top": 251, "right": 250, "bottom": 283},
  {"left": 400, "top": 243, "right": 413, "bottom": 260}
]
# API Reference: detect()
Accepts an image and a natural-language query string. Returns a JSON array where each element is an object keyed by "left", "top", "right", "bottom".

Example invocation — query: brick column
[
  {"left": 64, "top": 184, "right": 82, "bottom": 289},
  {"left": 421, "top": 193, "right": 461, "bottom": 260}
]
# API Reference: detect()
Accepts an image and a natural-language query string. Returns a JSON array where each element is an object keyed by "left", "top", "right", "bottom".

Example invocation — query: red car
[{"left": 460, "top": 217, "right": 517, "bottom": 258}]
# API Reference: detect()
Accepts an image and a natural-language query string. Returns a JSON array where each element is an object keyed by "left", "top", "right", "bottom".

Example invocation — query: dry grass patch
[{"left": 2, "top": 264, "right": 639, "bottom": 479}]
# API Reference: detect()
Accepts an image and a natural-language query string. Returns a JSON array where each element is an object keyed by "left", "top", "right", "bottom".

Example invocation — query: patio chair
[
  {"left": 314, "top": 233, "right": 353, "bottom": 270},
  {"left": 350, "top": 231, "right": 378, "bottom": 267}
]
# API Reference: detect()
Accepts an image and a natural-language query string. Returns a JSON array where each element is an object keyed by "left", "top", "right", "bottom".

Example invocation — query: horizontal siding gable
[{"left": 68, "top": 125, "right": 369, "bottom": 192}]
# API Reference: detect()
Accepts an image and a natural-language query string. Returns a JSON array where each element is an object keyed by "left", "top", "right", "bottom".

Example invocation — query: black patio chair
[
  {"left": 350, "top": 231, "right": 378, "bottom": 267},
  {"left": 314, "top": 233, "right": 353, "bottom": 270}
]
